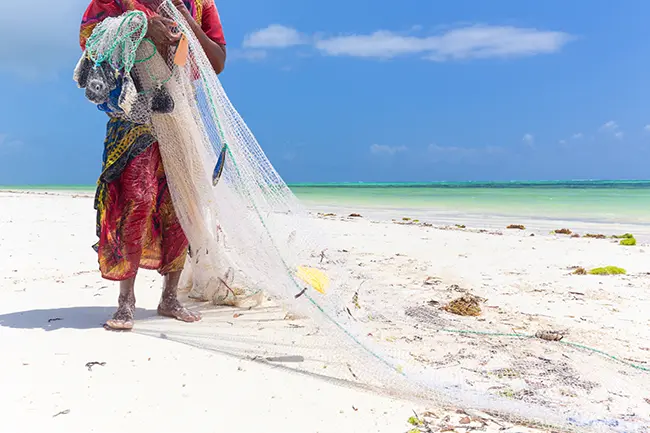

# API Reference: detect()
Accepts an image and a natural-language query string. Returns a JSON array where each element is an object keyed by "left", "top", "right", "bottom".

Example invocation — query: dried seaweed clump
[
  {"left": 588, "top": 266, "right": 626, "bottom": 275},
  {"left": 554, "top": 228, "right": 572, "bottom": 235},
  {"left": 507, "top": 224, "right": 526, "bottom": 230},
  {"left": 572, "top": 267, "right": 587, "bottom": 275},
  {"left": 612, "top": 233, "right": 634, "bottom": 239},
  {"left": 348, "top": 213, "right": 362, "bottom": 218},
  {"left": 584, "top": 233, "right": 606, "bottom": 239},
  {"left": 442, "top": 294, "right": 484, "bottom": 316}
]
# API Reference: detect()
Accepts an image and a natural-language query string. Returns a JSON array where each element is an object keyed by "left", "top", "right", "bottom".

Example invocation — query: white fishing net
[{"left": 74, "top": 3, "right": 650, "bottom": 432}]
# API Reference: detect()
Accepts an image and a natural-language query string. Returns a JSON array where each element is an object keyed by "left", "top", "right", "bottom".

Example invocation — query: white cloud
[
  {"left": 427, "top": 144, "right": 503, "bottom": 162},
  {"left": 370, "top": 144, "right": 408, "bottom": 156},
  {"left": 243, "top": 25, "right": 308, "bottom": 48},
  {"left": 315, "top": 25, "right": 572, "bottom": 60},
  {"left": 522, "top": 133, "right": 534, "bottom": 146},
  {"left": 599, "top": 120, "right": 624, "bottom": 139},
  {"left": 600, "top": 120, "right": 619, "bottom": 131},
  {"left": 572, "top": 133, "right": 583, "bottom": 139}
]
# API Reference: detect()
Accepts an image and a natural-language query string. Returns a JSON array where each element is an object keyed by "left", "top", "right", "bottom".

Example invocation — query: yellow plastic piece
[{"left": 296, "top": 266, "right": 329, "bottom": 294}]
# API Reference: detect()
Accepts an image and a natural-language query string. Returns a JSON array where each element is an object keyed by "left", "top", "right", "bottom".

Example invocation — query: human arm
[{"left": 171, "top": 0, "right": 227, "bottom": 74}]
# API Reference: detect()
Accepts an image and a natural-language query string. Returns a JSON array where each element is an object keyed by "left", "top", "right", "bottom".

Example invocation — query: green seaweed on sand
[
  {"left": 612, "top": 233, "right": 634, "bottom": 239},
  {"left": 588, "top": 266, "right": 626, "bottom": 275},
  {"left": 619, "top": 236, "right": 637, "bottom": 246},
  {"left": 497, "top": 388, "right": 516, "bottom": 399},
  {"left": 407, "top": 416, "right": 423, "bottom": 426}
]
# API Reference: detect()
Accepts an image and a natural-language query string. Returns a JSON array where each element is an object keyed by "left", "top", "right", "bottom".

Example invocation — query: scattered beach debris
[
  {"left": 405, "top": 409, "right": 547, "bottom": 433},
  {"left": 347, "top": 364, "right": 359, "bottom": 380},
  {"left": 449, "top": 284, "right": 465, "bottom": 292},
  {"left": 588, "top": 266, "right": 626, "bottom": 275},
  {"left": 571, "top": 233, "right": 580, "bottom": 238},
  {"left": 85, "top": 361, "right": 106, "bottom": 371},
  {"left": 442, "top": 294, "right": 485, "bottom": 317},
  {"left": 348, "top": 213, "right": 362, "bottom": 218},
  {"left": 352, "top": 291, "right": 360, "bottom": 309},
  {"left": 554, "top": 228, "right": 572, "bottom": 235},
  {"left": 352, "top": 280, "right": 366, "bottom": 309},
  {"left": 408, "top": 415, "right": 423, "bottom": 426},
  {"left": 612, "top": 233, "right": 634, "bottom": 239},
  {"left": 424, "top": 276, "right": 442, "bottom": 286},
  {"left": 455, "top": 224, "right": 466, "bottom": 229},
  {"left": 620, "top": 237, "right": 637, "bottom": 246},
  {"left": 571, "top": 266, "right": 587, "bottom": 275},
  {"left": 506, "top": 224, "right": 525, "bottom": 230},
  {"left": 403, "top": 217, "right": 411, "bottom": 221},
  {"left": 48, "top": 317, "right": 63, "bottom": 323},
  {"left": 535, "top": 330, "right": 565, "bottom": 341},
  {"left": 318, "top": 212, "right": 336, "bottom": 217},
  {"left": 489, "top": 368, "right": 520, "bottom": 379},
  {"left": 53, "top": 409, "right": 70, "bottom": 418},
  {"left": 584, "top": 233, "right": 606, "bottom": 239},
  {"left": 233, "top": 313, "right": 243, "bottom": 318}
]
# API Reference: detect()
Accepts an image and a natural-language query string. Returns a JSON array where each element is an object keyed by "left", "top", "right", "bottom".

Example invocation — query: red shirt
[{"left": 80, "top": 0, "right": 226, "bottom": 50}]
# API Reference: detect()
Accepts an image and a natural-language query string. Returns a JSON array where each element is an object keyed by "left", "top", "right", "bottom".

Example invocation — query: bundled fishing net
[{"left": 73, "top": 3, "right": 650, "bottom": 432}]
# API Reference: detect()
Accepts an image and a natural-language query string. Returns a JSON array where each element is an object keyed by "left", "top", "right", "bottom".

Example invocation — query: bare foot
[
  {"left": 157, "top": 298, "right": 202, "bottom": 323},
  {"left": 105, "top": 302, "right": 135, "bottom": 331}
]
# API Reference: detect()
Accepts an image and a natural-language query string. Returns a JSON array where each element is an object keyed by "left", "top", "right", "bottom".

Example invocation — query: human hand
[
  {"left": 146, "top": 15, "right": 181, "bottom": 46},
  {"left": 171, "top": 0, "right": 190, "bottom": 14}
]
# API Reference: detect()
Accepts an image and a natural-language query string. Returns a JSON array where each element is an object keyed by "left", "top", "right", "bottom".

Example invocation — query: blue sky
[{"left": 0, "top": 0, "right": 649, "bottom": 184}]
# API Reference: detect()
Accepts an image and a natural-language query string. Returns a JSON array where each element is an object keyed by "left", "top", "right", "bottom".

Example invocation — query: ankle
[{"left": 118, "top": 293, "right": 136, "bottom": 306}]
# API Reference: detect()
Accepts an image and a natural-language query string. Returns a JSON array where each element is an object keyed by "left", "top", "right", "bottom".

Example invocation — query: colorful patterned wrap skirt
[{"left": 93, "top": 117, "right": 188, "bottom": 281}]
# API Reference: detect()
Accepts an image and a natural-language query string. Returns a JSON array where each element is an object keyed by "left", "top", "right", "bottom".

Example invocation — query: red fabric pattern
[{"left": 97, "top": 143, "right": 188, "bottom": 281}]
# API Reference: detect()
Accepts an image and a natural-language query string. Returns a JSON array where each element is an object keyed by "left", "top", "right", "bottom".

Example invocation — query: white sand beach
[{"left": 1, "top": 189, "right": 649, "bottom": 433}]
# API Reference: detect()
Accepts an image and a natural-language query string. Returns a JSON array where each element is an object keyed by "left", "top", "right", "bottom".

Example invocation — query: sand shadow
[{"left": 0, "top": 306, "right": 158, "bottom": 331}]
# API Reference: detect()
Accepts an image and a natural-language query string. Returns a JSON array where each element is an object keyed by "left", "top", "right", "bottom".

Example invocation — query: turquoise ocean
[{"left": 3, "top": 180, "right": 650, "bottom": 225}]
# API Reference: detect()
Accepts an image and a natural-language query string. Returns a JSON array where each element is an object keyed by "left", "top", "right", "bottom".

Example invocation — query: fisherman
[{"left": 79, "top": 0, "right": 227, "bottom": 330}]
